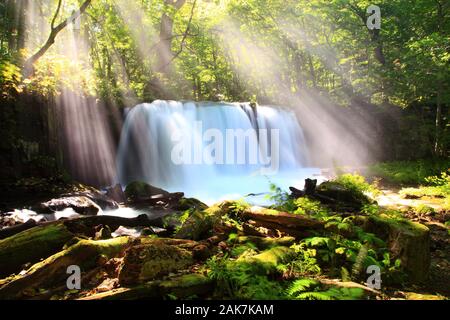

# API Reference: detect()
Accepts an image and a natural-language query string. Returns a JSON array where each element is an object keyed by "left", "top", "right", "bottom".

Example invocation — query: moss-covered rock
[
  {"left": 173, "top": 198, "right": 208, "bottom": 211},
  {"left": 240, "top": 246, "right": 295, "bottom": 271},
  {"left": 175, "top": 203, "right": 227, "bottom": 240},
  {"left": 118, "top": 239, "right": 195, "bottom": 285},
  {"left": 364, "top": 214, "right": 430, "bottom": 283},
  {"left": 236, "top": 236, "right": 296, "bottom": 250}
]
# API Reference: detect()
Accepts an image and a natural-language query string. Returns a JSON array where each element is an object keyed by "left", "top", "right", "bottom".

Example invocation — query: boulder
[
  {"left": 105, "top": 184, "right": 127, "bottom": 203},
  {"left": 124, "top": 181, "right": 170, "bottom": 201},
  {"left": 39, "top": 196, "right": 101, "bottom": 215}
]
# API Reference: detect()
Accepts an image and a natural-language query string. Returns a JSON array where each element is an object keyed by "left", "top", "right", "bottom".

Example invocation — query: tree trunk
[{"left": 155, "top": 0, "right": 187, "bottom": 74}]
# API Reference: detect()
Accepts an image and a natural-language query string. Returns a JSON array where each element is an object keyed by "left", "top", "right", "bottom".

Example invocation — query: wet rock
[
  {"left": 124, "top": 181, "right": 170, "bottom": 201},
  {"left": 105, "top": 184, "right": 126, "bottom": 203},
  {"left": 39, "top": 196, "right": 101, "bottom": 216}
]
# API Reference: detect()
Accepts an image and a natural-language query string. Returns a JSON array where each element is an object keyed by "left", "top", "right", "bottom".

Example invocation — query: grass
[{"left": 368, "top": 159, "right": 450, "bottom": 186}]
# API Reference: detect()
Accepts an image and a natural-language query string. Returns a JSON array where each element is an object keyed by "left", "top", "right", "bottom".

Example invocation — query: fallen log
[
  {"left": 0, "top": 215, "right": 165, "bottom": 278},
  {"left": 79, "top": 274, "right": 213, "bottom": 300},
  {"left": 246, "top": 219, "right": 315, "bottom": 239},
  {"left": 0, "top": 223, "right": 74, "bottom": 278},
  {"left": 0, "top": 219, "right": 37, "bottom": 240},
  {"left": 241, "top": 206, "right": 324, "bottom": 230},
  {"left": 0, "top": 237, "right": 130, "bottom": 300}
]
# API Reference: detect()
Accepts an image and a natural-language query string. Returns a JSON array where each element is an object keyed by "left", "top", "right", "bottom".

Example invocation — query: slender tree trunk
[
  {"left": 434, "top": 0, "right": 445, "bottom": 156},
  {"left": 434, "top": 84, "right": 443, "bottom": 156},
  {"left": 155, "top": 0, "right": 187, "bottom": 74}
]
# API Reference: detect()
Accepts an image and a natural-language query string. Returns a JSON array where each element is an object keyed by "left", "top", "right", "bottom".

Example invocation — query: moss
[
  {"left": 316, "top": 180, "right": 372, "bottom": 209},
  {"left": 370, "top": 214, "right": 429, "bottom": 237},
  {"left": 365, "top": 214, "right": 430, "bottom": 283},
  {"left": 174, "top": 198, "right": 208, "bottom": 211},
  {"left": 0, "top": 237, "right": 130, "bottom": 299},
  {"left": 242, "top": 246, "right": 295, "bottom": 271},
  {"left": 175, "top": 203, "right": 226, "bottom": 240},
  {"left": 82, "top": 274, "right": 213, "bottom": 300},
  {"left": 236, "top": 236, "right": 296, "bottom": 250},
  {"left": 0, "top": 223, "right": 74, "bottom": 278},
  {"left": 159, "top": 274, "right": 213, "bottom": 298},
  {"left": 405, "top": 292, "right": 446, "bottom": 300},
  {"left": 118, "top": 240, "right": 195, "bottom": 285}
]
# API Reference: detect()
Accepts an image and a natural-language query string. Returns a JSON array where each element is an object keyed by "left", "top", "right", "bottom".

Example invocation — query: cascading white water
[{"left": 117, "top": 100, "right": 320, "bottom": 204}]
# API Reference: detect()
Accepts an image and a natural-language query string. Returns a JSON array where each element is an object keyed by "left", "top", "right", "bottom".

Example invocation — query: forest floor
[{"left": 0, "top": 173, "right": 449, "bottom": 300}]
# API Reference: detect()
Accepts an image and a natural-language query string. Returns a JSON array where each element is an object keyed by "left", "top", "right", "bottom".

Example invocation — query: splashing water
[{"left": 117, "top": 100, "right": 322, "bottom": 205}]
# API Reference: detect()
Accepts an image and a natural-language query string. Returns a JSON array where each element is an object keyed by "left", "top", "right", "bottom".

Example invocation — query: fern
[
  {"left": 287, "top": 279, "right": 319, "bottom": 296},
  {"left": 297, "top": 291, "right": 333, "bottom": 300}
]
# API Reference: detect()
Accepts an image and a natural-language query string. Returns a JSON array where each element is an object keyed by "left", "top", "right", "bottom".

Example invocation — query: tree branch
[
  {"left": 23, "top": 0, "right": 93, "bottom": 77},
  {"left": 50, "top": 0, "right": 63, "bottom": 30}
]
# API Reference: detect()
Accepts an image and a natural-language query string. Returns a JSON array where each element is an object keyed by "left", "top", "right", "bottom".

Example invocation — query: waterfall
[{"left": 117, "top": 100, "right": 319, "bottom": 204}]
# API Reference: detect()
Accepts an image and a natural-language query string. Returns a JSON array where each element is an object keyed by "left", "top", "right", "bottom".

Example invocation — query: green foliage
[
  {"left": 287, "top": 279, "right": 364, "bottom": 300},
  {"left": 0, "top": 59, "right": 21, "bottom": 98},
  {"left": 230, "top": 243, "right": 258, "bottom": 258},
  {"left": 227, "top": 199, "right": 251, "bottom": 216},
  {"left": 334, "top": 173, "right": 380, "bottom": 196},
  {"left": 266, "top": 183, "right": 296, "bottom": 212},
  {"left": 287, "top": 243, "right": 322, "bottom": 276},
  {"left": 206, "top": 256, "right": 286, "bottom": 300},
  {"left": 294, "top": 197, "right": 329, "bottom": 217},
  {"left": 369, "top": 160, "right": 450, "bottom": 185}
]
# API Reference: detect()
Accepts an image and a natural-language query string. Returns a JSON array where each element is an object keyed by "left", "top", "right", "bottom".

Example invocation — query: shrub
[{"left": 334, "top": 173, "right": 380, "bottom": 196}]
